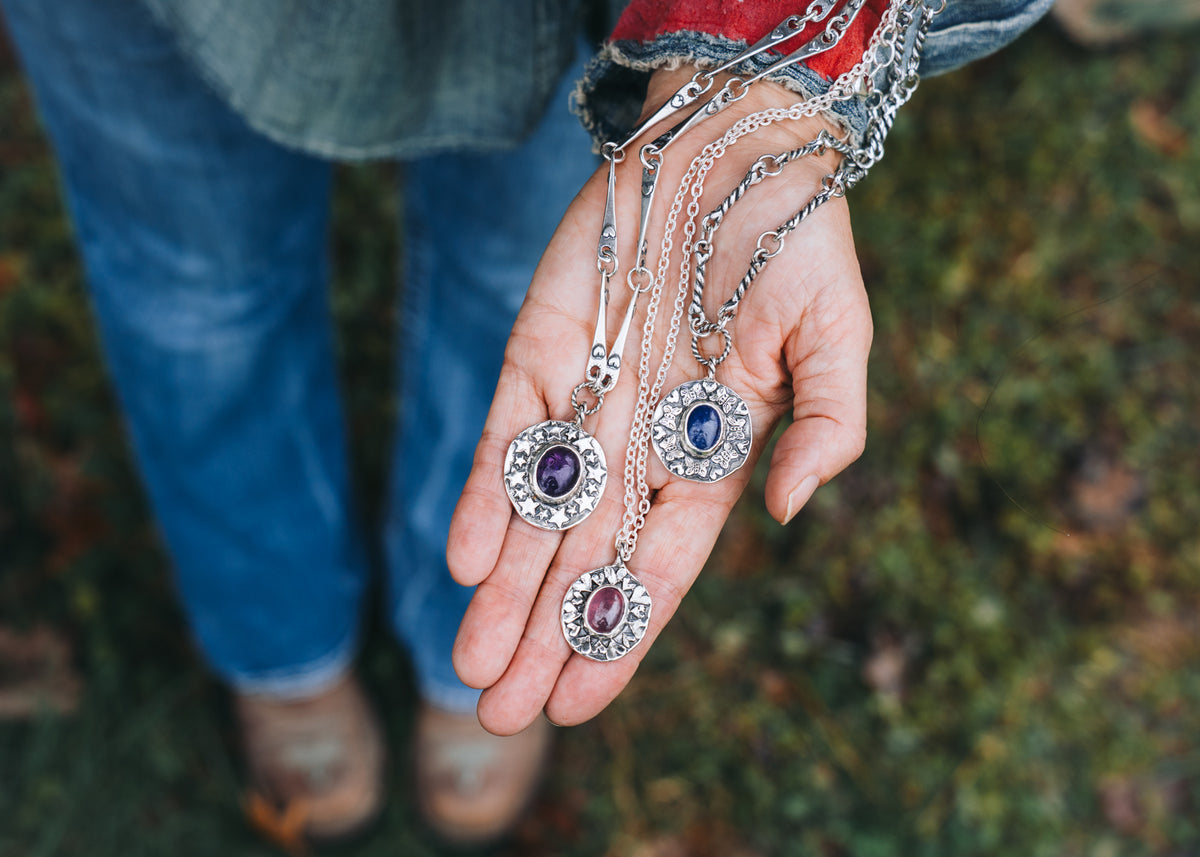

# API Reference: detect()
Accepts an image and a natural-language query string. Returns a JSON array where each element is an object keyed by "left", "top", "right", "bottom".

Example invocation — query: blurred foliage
[{"left": 2, "top": 14, "right": 1199, "bottom": 857}]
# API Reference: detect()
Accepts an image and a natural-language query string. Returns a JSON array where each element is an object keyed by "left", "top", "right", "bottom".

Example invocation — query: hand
[{"left": 447, "top": 67, "right": 872, "bottom": 735}]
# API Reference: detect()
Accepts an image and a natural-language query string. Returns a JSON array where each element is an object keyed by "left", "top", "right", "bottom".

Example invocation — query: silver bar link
[
  {"left": 633, "top": 156, "right": 660, "bottom": 273},
  {"left": 646, "top": 0, "right": 865, "bottom": 158},
  {"left": 584, "top": 267, "right": 613, "bottom": 390},
  {"left": 745, "top": 0, "right": 869, "bottom": 88},
  {"left": 615, "top": 4, "right": 829, "bottom": 153},
  {"left": 596, "top": 154, "right": 619, "bottom": 274}
]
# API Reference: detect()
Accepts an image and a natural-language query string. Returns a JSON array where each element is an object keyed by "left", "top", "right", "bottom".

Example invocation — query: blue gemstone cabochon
[{"left": 685, "top": 402, "right": 723, "bottom": 453}]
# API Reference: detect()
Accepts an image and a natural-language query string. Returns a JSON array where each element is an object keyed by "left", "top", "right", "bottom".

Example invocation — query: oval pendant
[
  {"left": 650, "top": 379, "right": 752, "bottom": 482},
  {"left": 561, "top": 562, "right": 652, "bottom": 661},
  {"left": 504, "top": 420, "right": 606, "bottom": 530}
]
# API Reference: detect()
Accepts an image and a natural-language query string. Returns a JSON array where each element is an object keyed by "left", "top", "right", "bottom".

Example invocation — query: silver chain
[
  {"left": 612, "top": 0, "right": 940, "bottom": 562},
  {"left": 687, "top": 0, "right": 938, "bottom": 375},
  {"left": 583, "top": 0, "right": 871, "bottom": 423}
]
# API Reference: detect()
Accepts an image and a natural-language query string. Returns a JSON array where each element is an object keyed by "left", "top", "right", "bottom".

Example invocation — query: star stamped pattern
[
  {"left": 650, "top": 379, "right": 753, "bottom": 483},
  {"left": 503, "top": 420, "right": 606, "bottom": 530}
]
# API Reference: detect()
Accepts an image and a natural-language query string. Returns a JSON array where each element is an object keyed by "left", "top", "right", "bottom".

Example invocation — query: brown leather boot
[
  {"left": 236, "top": 675, "right": 384, "bottom": 853},
  {"left": 414, "top": 705, "right": 552, "bottom": 846}
]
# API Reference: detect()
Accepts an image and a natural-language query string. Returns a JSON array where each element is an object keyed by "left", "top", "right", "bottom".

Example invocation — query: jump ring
[
  {"left": 756, "top": 230, "right": 785, "bottom": 258},
  {"left": 596, "top": 248, "right": 617, "bottom": 276},
  {"left": 601, "top": 141, "right": 626, "bottom": 164},
  {"left": 571, "top": 382, "right": 604, "bottom": 421},
  {"left": 691, "top": 327, "right": 733, "bottom": 372},
  {"left": 626, "top": 266, "right": 653, "bottom": 294}
]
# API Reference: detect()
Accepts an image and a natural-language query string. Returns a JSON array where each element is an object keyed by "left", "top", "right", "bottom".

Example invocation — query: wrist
[{"left": 640, "top": 65, "right": 849, "bottom": 177}]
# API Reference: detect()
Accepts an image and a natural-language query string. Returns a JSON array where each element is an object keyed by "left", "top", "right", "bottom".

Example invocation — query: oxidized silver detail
[
  {"left": 561, "top": 563, "right": 652, "bottom": 662},
  {"left": 504, "top": 420, "right": 605, "bottom": 531},
  {"left": 651, "top": 379, "right": 752, "bottom": 483}
]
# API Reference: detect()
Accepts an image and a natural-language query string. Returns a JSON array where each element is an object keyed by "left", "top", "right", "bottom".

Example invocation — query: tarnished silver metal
[
  {"left": 561, "top": 562, "right": 651, "bottom": 661},
  {"left": 687, "top": 134, "right": 853, "bottom": 358},
  {"left": 596, "top": 155, "right": 619, "bottom": 274},
  {"left": 646, "top": 0, "right": 867, "bottom": 157},
  {"left": 690, "top": 328, "right": 732, "bottom": 377},
  {"left": 651, "top": 379, "right": 752, "bottom": 483},
  {"left": 504, "top": 420, "right": 606, "bottom": 531},
  {"left": 629, "top": 155, "right": 660, "bottom": 286},
  {"left": 615, "top": 5, "right": 824, "bottom": 153}
]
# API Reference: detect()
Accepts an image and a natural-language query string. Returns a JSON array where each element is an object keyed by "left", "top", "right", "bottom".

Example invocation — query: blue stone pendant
[
  {"left": 504, "top": 420, "right": 606, "bottom": 530},
  {"left": 650, "top": 379, "right": 752, "bottom": 482}
]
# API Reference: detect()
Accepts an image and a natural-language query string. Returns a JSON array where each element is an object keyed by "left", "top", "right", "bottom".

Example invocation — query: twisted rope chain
[{"left": 614, "top": 0, "right": 939, "bottom": 561}]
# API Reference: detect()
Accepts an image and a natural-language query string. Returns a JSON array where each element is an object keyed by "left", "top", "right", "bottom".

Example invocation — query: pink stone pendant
[{"left": 561, "top": 562, "right": 651, "bottom": 662}]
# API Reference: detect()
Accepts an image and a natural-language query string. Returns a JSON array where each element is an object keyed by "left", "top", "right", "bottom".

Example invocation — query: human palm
[{"left": 447, "top": 68, "right": 873, "bottom": 735}]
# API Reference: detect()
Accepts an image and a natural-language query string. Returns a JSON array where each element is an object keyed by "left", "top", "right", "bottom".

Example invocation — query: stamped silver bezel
[
  {"left": 651, "top": 379, "right": 752, "bottom": 483},
  {"left": 504, "top": 420, "right": 605, "bottom": 531},
  {"left": 561, "top": 564, "right": 651, "bottom": 662}
]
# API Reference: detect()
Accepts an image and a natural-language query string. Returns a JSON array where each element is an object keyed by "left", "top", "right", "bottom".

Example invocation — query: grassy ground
[{"left": 2, "top": 13, "right": 1199, "bottom": 857}]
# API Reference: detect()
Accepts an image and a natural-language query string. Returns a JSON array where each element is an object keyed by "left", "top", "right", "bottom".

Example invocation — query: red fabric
[{"left": 610, "top": 0, "right": 887, "bottom": 80}]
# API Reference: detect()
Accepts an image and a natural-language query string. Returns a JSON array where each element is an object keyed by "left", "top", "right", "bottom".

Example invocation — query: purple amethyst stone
[
  {"left": 535, "top": 445, "right": 581, "bottom": 499},
  {"left": 585, "top": 586, "right": 625, "bottom": 634},
  {"left": 685, "top": 403, "right": 722, "bottom": 453}
]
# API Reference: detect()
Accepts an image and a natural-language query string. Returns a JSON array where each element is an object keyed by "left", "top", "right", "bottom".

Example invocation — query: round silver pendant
[
  {"left": 561, "top": 563, "right": 651, "bottom": 662},
  {"left": 651, "top": 379, "right": 752, "bottom": 482},
  {"left": 504, "top": 420, "right": 606, "bottom": 531}
]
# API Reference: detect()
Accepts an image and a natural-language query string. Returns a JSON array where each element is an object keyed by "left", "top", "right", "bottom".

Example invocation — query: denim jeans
[{"left": 4, "top": 0, "right": 597, "bottom": 710}]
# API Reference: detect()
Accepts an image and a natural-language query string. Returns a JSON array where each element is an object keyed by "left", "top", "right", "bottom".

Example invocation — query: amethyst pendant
[
  {"left": 504, "top": 420, "right": 606, "bottom": 530},
  {"left": 561, "top": 562, "right": 651, "bottom": 661}
]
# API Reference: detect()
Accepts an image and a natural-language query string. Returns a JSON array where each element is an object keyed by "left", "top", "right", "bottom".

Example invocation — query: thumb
[
  {"left": 763, "top": 306, "right": 872, "bottom": 525},
  {"left": 764, "top": 407, "right": 865, "bottom": 524}
]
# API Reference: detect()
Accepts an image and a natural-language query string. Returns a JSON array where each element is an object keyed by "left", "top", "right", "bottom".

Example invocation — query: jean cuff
[
  {"left": 417, "top": 676, "right": 483, "bottom": 716},
  {"left": 222, "top": 625, "right": 358, "bottom": 700}
]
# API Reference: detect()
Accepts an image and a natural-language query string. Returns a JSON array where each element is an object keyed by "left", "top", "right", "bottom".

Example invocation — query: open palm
[{"left": 447, "top": 68, "right": 873, "bottom": 735}]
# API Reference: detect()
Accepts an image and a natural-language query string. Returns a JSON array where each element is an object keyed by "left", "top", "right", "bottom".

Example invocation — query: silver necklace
[
  {"left": 649, "top": 138, "right": 851, "bottom": 483},
  {"left": 503, "top": 1, "right": 845, "bottom": 532},
  {"left": 651, "top": 0, "right": 938, "bottom": 484},
  {"left": 562, "top": 82, "right": 828, "bottom": 661},
  {"left": 500, "top": 181, "right": 624, "bottom": 532},
  {"left": 561, "top": 0, "right": 940, "bottom": 658}
]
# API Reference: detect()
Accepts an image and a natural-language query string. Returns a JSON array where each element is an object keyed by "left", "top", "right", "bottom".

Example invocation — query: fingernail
[{"left": 782, "top": 474, "right": 820, "bottom": 525}]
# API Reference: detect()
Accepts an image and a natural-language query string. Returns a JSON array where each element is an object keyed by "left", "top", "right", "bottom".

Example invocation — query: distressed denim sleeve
[
  {"left": 573, "top": 0, "right": 1055, "bottom": 150},
  {"left": 922, "top": 0, "right": 1057, "bottom": 75}
]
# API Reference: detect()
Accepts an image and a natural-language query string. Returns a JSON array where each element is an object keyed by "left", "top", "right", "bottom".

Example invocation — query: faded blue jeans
[{"left": 4, "top": 0, "right": 597, "bottom": 710}]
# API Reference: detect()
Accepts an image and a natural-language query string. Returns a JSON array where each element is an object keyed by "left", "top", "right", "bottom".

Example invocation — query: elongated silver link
[
  {"left": 644, "top": 0, "right": 868, "bottom": 159},
  {"left": 595, "top": 154, "right": 619, "bottom": 274},
  {"left": 590, "top": 0, "right": 906, "bottom": 410},
  {"left": 614, "top": 0, "right": 939, "bottom": 561},
  {"left": 615, "top": 0, "right": 837, "bottom": 154},
  {"left": 686, "top": 0, "right": 937, "bottom": 377}
]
